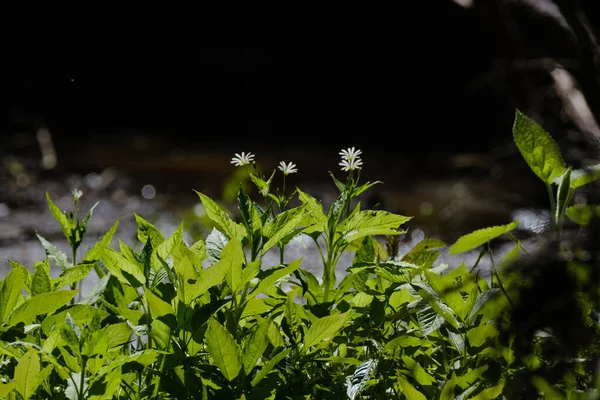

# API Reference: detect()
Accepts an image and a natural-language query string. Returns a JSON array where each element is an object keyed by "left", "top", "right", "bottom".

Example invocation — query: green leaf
[
  {"left": 151, "top": 319, "right": 171, "bottom": 350},
  {"left": 448, "top": 221, "right": 519, "bottom": 254},
  {"left": 556, "top": 167, "right": 572, "bottom": 222},
  {"left": 566, "top": 204, "right": 600, "bottom": 226},
  {"left": 303, "top": 313, "right": 348, "bottom": 350},
  {"left": 14, "top": 348, "right": 41, "bottom": 400},
  {"left": 195, "top": 191, "right": 247, "bottom": 243},
  {"left": 395, "top": 374, "right": 427, "bottom": 400},
  {"left": 414, "top": 283, "right": 460, "bottom": 329},
  {"left": 152, "top": 222, "right": 183, "bottom": 272},
  {"left": 9, "top": 290, "right": 78, "bottom": 326},
  {"left": 567, "top": 164, "right": 600, "bottom": 188},
  {"left": 223, "top": 238, "right": 245, "bottom": 294},
  {"left": 185, "top": 246, "right": 234, "bottom": 302},
  {"left": 36, "top": 234, "right": 71, "bottom": 271},
  {"left": 337, "top": 210, "right": 411, "bottom": 244},
  {"left": 7, "top": 259, "right": 33, "bottom": 292},
  {"left": 31, "top": 260, "right": 52, "bottom": 297},
  {"left": 251, "top": 348, "right": 291, "bottom": 387},
  {"left": 105, "top": 323, "right": 133, "bottom": 350},
  {"left": 205, "top": 318, "right": 242, "bottom": 381},
  {"left": 134, "top": 213, "right": 164, "bottom": 249},
  {"left": 470, "top": 384, "right": 504, "bottom": 400},
  {"left": 262, "top": 205, "right": 307, "bottom": 254},
  {"left": 46, "top": 192, "right": 73, "bottom": 241},
  {"left": 243, "top": 317, "right": 270, "bottom": 375},
  {"left": 513, "top": 109, "right": 567, "bottom": 184},
  {"left": 54, "top": 263, "right": 94, "bottom": 290},
  {"left": 83, "top": 219, "right": 119, "bottom": 262},
  {"left": 297, "top": 188, "right": 328, "bottom": 234},
  {"left": 467, "top": 323, "right": 499, "bottom": 347},
  {"left": 401, "top": 355, "right": 435, "bottom": 386},
  {"left": 0, "top": 382, "right": 16, "bottom": 398},
  {"left": 0, "top": 267, "right": 26, "bottom": 323},
  {"left": 101, "top": 246, "right": 146, "bottom": 286},
  {"left": 249, "top": 259, "right": 302, "bottom": 299},
  {"left": 145, "top": 289, "right": 174, "bottom": 318}
]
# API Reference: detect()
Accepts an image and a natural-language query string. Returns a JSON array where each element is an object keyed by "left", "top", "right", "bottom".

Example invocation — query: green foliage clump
[{"left": 1, "top": 113, "right": 600, "bottom": 399}]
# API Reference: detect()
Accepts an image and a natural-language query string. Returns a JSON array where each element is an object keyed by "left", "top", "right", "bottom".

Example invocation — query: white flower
[
  {"left": 339, "top": 147, "right": 362, "bottom": 162},
  {"left": 72, "top": 188, "right": 83, "bottom": 201},
  {"left": 230, "top": 152, "right": 255, "bottom": 166},
  {"left": 278, "top": 161, "right": 298, "bottom": 175},
  {"left": 339, "top": 157, "right": 363, "bottom": 171}
]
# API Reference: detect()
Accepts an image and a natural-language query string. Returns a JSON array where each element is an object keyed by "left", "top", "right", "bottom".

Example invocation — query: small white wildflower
[
  {"left": 278, "top": 161, "right": 298, "bottom": 175},
  {"left": 339, "top": 157, "right": 363, "bottom": 172},
  {"left": 339, "top": 147, "right": 362, "bottom": 161},
  {"left": 72, "top": 188, "right": 83, "bottom": 201},
  {"left": 230, "top": 152, "right": 255, "bottom": 167}
]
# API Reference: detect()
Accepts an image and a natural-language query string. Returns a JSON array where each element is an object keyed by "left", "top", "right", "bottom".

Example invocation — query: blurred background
[{"left": 2, "top": 1, "right": 600, "bottom": 279}]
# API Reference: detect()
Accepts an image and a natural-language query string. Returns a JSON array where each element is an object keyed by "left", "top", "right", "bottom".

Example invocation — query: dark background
[
  {"left": 2, "top": 1, "right": 600, "bottom": 171},
  {"left": 1, "top": 3, "right": 523, "bottom": 156}
]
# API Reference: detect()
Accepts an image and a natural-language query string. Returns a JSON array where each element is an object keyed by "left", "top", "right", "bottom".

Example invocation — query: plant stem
[{"left": 79, "top": 357, "right": 87, "bottom": 400}]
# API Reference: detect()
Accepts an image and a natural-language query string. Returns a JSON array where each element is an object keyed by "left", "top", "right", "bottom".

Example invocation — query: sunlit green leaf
[
  {"left": 83, "top": 219, "right": 119, "bottom": 262},
  {"left": 395, "top": 374, "right": 427, "bottom": 400},
  {"left": 243, "top": 317, "right": 270, "bottom": 375},
  {"left": 145, "top": 289, "right": 174, "bottom": 318},
  {"left": 262, "top": 205, "right": 307, "bottom": 254},
  {"left": 196, "top": 191, "right": 247, "bottom": 243},
  {"left": 449, "top": 221, "right": 519, "bottom": 254},
  {"left": 249, "top": 259, "right": 302, "bottom": 299},
  {"left": 0, "top": 265, "right": 26, "bottom": 323},
  {"left": 205, "top": 318, "right": 242, "bottom": 381},
  {"left": 402, "top": 355, "right": 435, "bottom": 386},
  {"left": 15, "top": 348, "right": 41, "bottom": 400},
  {"left": 337, "top": 210, "right": 411, "bottom": 244},
  {"left": 297, "top": 188, "right": 328, "bottom": 234},
  {"left": 513, "top": 109, "right": 567, "bottom": 185},
  {"left": 54, "top": 263, "right": 94, "bottom": 290},
  {"left": 9, "top": 290, "right": 78, "bottom": 326},
  {"left": 46, "top": 192, "right": 73, "bottom": 242},
  {"left": 101, "top": 246, "right": 146, "bottom": 286},
  {"left": 251, "top": 348, "right": 291, "bottom": 387},
  {"left": 303, "top": 313, "right": 348, "bottom": 349},
  {"left": 134, "top": 213, "right": 164, "bottom": 249},
  {"left": 567, "top": 164, "right": 600, "bottom": 188}
]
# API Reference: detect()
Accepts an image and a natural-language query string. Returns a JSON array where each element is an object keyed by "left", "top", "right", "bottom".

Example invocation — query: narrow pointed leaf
[
  {"left": 449, "top": 221, "right": 519, "bottom": 254},
  {"left": 0, "top": 267, "right": 26, "bottom": 323},
  {"left": 83, "top": 219, "right": 119, "bottom": 262},
  {"left": 243, "top": 317, "right": 270, "bottom": 375},
  {"left": 134, "top": 213, "right": 164, "bottom": 248},
  {"left": 303, "top": 313, "right": 348, "bottom": 349},
  {"left": 46, "top": 192, "right": 73, "bottom": 240},
  {"left": 395, "top": 374, "right": 427, "bottom": 400},
  {"left": 101, "top": 246, "right": 146, "bottom": 286},
  {"left": 14, "top": 348, "right": 41, "bottom": 400},
  {"left": 195, "top": 191, "right": 247, "bottom": 242},
  {"left": 9, "top": 290, "right": 78, "bottom": 326},
  {"left": 205, "top": 319, "right": 242, "bottom": 381},
  {"left": 36, "top": 234, "right": 71, "bottom": 271}
]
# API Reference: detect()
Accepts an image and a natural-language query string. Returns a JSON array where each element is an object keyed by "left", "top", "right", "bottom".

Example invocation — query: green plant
[{"left": 1, "top": 121, "right": 599, "bottom": 399}]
